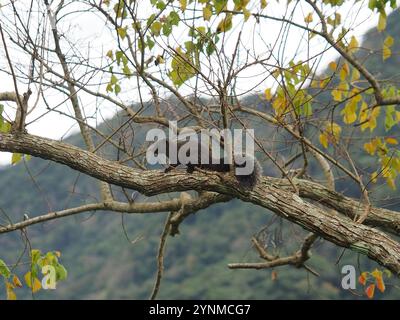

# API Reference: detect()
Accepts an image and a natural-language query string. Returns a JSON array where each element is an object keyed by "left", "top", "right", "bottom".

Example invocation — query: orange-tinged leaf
[
  {"left": 371, "top": 269, "right": 386, "bottom": 292},
  {"left": 359, "top": 272, "right": 368, "bottom": 285},
  {"left": 328, "top": 61, "right": 337, "bottom": 71},
  {"left": 304, "top": 12, "right": 313, "bottom": 23},
  {"left": 24, "top": 272, "right": 42, "bottom": 293},
  {"left": 376, "top": 276, "right": 385, "bottom": 293},
  {"left": 12, "top": 274, "right": 22, "bottom": 288},
  {"left": 271, "top": 270, "right": 278, "bottom": 281},
  {"left": 365, "top": 283, "right": 375, "bottom": 299}
]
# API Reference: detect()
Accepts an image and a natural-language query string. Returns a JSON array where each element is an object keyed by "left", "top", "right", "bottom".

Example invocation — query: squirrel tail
[{"left": 234, "top": 154, "right": 263, "bottom": 189}]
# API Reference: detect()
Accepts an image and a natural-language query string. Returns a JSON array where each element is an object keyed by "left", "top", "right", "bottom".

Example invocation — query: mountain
[{"left": 0, "top": 9, "right": 400, "bottom": 299}]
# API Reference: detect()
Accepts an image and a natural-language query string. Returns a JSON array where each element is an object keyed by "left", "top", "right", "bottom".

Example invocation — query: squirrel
[{"left": 150, "top": 133, "right": 263, "bottom": 188}]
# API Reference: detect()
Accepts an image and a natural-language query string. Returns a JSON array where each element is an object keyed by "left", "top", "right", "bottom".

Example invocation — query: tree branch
[{"left": 0, "top": 132, "right": 400, "bottom": 273}]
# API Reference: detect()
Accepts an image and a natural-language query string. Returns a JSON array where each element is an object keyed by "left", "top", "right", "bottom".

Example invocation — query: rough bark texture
[{"left": 1, "top": 132, "right": 400, "bottom": 274}]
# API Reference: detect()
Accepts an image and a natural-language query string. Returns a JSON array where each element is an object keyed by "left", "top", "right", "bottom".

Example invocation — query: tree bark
[{"left": 1, "top": 132, "right": 400, "bottom": 274}]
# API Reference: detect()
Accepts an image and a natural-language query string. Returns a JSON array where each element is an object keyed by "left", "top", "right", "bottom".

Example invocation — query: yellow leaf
[
  {"left": 12, "top": 274, "right": 23, "bottom": 288},
  {"left": 24, "top": 272, "right": 42, "bottom": 293},
  {"left": 364, "top": 140, "right": 377, "bottom": 155},
  {"left": 328, "top": 61, "right": 337, "bottom": 71},
  {"left": 319, "top": 133, "right": 328, "bottom": 149},
  {"left": 386, "top": 137, "right": 398, "bottom": 145},
  {"left": 351, "top": 68, "right": 360, "bottom": 82},
  {"left": 304, "top": 12, "right": 313, "bottom": 23},
  {"left": 386, "top": 177, "right": 396, "bottom": 190},
  {"left": 383, "top": 36, "right": 394, "bottom": 61},
  {"left": 55, "top": 251, "right": 61, "bottom": 258},
  {"left": 348, "top": 36, "right": 358, "bottom": 53},
  {"left": 341, "top": 94, "right": 359, "bottom": 124},
  {"left": 233, "top": 0, "right": 250, "bottom": 10},
  {"left": 371, "top": 171, "right": 379, "bottom": 183},
  {"left": 264, "top": 88, "right": 272, "bottom": 100},
  {"left": 384, "top": 35, "right": 394, "bottom": 47},
  {"left": 377, "top": 12, "right": 386, "bottom": 32},
  {"left": 106, "top": 50, "right": 113, "bottom": 59},
  {"left": 329, "top": 122, "right": 341, "bottom": 140},
  {"left": 11, "top": 153, "right": 22, "bottom": 165},
  {"left": 203, "top": 6, "right": 212, "bottom": 21},
  {"left": 383, "top": 46, "right": 392, "bottom": 61},
  {"left": 331, "top": 89, "right": 342, "bottom": 102},
  {"left": 6, "top": 281, "right": 17, "bottom": 300},
  {"left": 340, "top": 63, "right": 349, "bottom": 81},
  {"left": 179, "top": 0, "right": 187, "bottom": 11},
  {"left": 243, "top": 8, "right": 251, "bottom": 21},
  {"left": 216, "top": 13, "right": 232, "bottom": 34},
  {"left": 260, "top": 0, "right": 267, "bottom": 9}
]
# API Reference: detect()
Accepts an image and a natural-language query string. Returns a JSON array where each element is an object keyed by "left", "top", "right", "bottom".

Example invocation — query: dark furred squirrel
[{"left": 152, "top": 133, "right": 263, "bottom": 188}]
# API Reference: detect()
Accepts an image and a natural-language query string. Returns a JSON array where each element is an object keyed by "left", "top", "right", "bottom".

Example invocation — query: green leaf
[
  {"left": 385, "top": 105, "right": 397, "bottom": 131},
  {"left": 179, "top": 0, "right": 187, "bottom": 11},
  {"left": 162, "top": 21, "right": 173, "bottom": 36},
  {"left": 203, "top": 6, "right": 212, "bottom": 21},
  {"left": 11, "top": 153, "right": 22, "bottom": 165},
  {"left": 377, "top": 12, "right": 386, "bottom": 31},
  {"left": 216, "top": 13, "right": 232, "bottom": 33},
  {"left": 24, "top": 271, "right": 41, "bottom": 292},
  {"left": 150, "top": 21, "right": 162, "bottom": 36},
  {"left": 115, "top": 51, "right": 124, "bottom": 65},
  {"left": 55, "top": 264, "right": 68, "bottom": 281},
  {"left": 117, "top": 26, "right": 127, "bottom": 40},
  {"left": 110, "top": 74, "right": 118, "bottom": 85},
  {"left": 156, "top": 0, "right": 166, "bottom": 10},
  {"left": 146, "top": 36, "right": 155, "bottom": 50},
  {"left": 106, "top": 50, "right": 113, "bottom": 59},
  {"left": 115, "top": 84, "right": 121, "bottom": 95},
  {"left": 0, "top": 259, "right": 11, "bottom": 278},
  {"left": 213, "top": 0, "right": 228, "bottom": 14},
  {"left": 169, "top": 11, "right": 180, "bottom": 26},
  {"left": 31, "top": 249, "right": 42, "bottom": 264}
]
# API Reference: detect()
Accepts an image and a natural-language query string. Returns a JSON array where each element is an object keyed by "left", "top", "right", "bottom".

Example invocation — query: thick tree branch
[{"left": 0, "top": 132, "right": 400, "bottom": 274}]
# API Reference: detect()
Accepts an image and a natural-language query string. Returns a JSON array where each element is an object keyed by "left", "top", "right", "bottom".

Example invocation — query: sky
[{"left": 0, "top": 0, "right": 398, "bottom": 165}]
